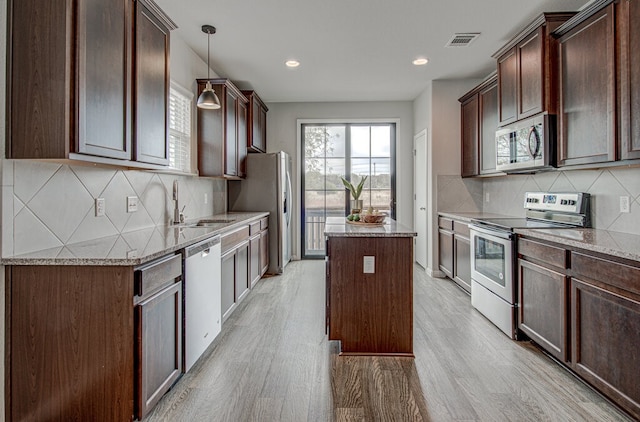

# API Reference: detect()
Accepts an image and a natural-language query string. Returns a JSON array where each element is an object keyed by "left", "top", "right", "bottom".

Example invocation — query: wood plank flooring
[{"left": 146, "top": 260, "right": 632, "bottom": 421}]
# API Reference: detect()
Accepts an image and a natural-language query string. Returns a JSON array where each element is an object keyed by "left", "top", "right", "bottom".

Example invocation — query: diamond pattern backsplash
[
  {"left": 480, "top": 167, "right": 640, "bottom": 235},
  {"left": 2, "top": 160, "right": 226, "bottom": 256}
]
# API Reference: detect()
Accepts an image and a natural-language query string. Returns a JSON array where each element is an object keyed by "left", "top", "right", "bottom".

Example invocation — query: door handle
[{"left": 420, "top": 207, "right": 426, "bottom": 210}]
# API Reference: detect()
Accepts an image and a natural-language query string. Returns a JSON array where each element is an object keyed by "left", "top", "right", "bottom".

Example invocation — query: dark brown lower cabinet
[
  {"left": 250, "top": 233, "right": 261, "bottom": 288},
  {"left": 221, "top": 249, "right": 236, "bottom": 320},
  {"left": 6, "top": 266, "right": 134, "bottom": 421},
  {"left": 135, "top": 281, "right": 183, "bottom": 420},
  {"left": 260, "top": 228, "right": 269, "bottom": 276},
  {"left": 235, "top": 240, "right": 250, "bottom": 302},
  {"left": 452, "top": 223, "right": 471, "bottom": 292},
  {"left": 571, "top": 277, "right": 640, "bottom": 420},
  {"left": 438, "top": 229, "right": 454, "bottom": 278},
  {"left": 518, "top": 259, "right": 568, "bottom": 362}
]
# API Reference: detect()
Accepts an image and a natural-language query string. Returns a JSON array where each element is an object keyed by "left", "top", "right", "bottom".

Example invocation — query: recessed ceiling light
[
  {"left": 413, "top": 58, "right": 429, "bottom": 66},
  {"left": 285, "top": 60, "right": 300, "bottom": 68}
]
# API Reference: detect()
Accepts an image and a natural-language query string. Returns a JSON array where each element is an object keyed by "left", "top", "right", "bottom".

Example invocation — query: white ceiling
[{"left": 155, "top": 0, "right": 590, "bottom": 103}]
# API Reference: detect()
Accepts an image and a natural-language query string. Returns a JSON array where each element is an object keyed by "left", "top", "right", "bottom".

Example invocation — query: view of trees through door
[{"left": 302, "top": 123, "right": 396, "bottom": 258}]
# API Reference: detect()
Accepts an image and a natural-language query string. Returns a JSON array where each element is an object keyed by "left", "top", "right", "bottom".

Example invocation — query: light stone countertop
[
  {"left": 438, "top": 211, "right": 518, "bottom": 223},
  {"left": 324, "top": 216, "right": 416, "bottom": 237},
  {"left": 1, "top": 212, "right": 268, "bottom": 266},
  {"left": 515, "top": 228, "right": 640, "bottom": 263}
]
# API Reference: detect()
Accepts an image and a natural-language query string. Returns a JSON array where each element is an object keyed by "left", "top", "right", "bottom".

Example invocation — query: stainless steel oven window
[{"left": 473, "top": 236, "right": 506, "bottom": 287}]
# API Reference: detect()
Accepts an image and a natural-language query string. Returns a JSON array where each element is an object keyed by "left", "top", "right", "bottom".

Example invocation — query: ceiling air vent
[{"left": 445, "top": 33, "right": 480, "bottom": 48}]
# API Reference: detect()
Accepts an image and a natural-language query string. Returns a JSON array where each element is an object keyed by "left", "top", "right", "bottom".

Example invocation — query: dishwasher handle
[{"left": 185, "top": 235, "right": 221, "bottom": 258}]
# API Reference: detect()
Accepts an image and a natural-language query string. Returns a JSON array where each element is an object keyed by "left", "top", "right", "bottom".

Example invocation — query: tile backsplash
[
  {"left": 439, "top": 166, "right": 640, "bottom": 236},
  {"left": 2, "top": 160, "right": 226, "bottom": 256}
]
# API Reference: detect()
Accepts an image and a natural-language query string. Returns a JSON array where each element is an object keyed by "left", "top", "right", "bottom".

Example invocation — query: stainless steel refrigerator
[{"left": 228, "top": 151, "right": 292, "bottom": 274}]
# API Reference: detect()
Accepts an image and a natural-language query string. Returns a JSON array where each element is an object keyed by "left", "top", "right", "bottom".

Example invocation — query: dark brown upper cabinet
[
  {"left": 242, "top": 90, "right": 269, "bottom": 153},
  {"left": 7, "top": 0, "right": 175, "bottom": 168},
  {"left": 555, "top": 3, "right": 616, "bottom": 167},
  {"left": 618, "top": 0, "right": 640, "bottom": 161},
  {"left": 460, "top": 94, "right": 479, "bottom": 177},
  {"left": 493, "top": 13, "right": 575, "bottom": 125},
  {"left": 197, "top": 79, "right": 249, "bottom": 179},
  {"left": 134, "top": 0, "right": 174, "bottom": 166},
  {"left": 459, "top": 73, "right": 499, "bottom": 177}
]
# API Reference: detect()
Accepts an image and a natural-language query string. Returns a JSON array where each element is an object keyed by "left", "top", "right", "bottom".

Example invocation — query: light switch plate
[
  {"left": 127, "top": 196, "right": 138, "bottom": 213},
  {"left": 204, "top": 193, "right": 209, "bottom": 204},
  {"left": 363, "top": 256, "right": 375, "bottom": 273},
  {"left": 95, "top": 198, "right": 105, "bottom": 217}
]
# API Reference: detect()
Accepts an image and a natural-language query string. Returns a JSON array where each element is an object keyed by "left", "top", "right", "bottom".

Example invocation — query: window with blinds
[{"left": 169, "top": 84, "right": 193, "bottom": 172}]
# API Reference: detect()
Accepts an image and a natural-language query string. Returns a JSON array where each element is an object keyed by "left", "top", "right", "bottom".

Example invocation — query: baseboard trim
[{"left": 427, "top": 268, "right": 446, "bottom": 278}]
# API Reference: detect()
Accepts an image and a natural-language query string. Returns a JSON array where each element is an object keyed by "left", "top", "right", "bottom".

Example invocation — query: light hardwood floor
[{"left": 146, "top": 260, "right": 632, "bottom": 421}]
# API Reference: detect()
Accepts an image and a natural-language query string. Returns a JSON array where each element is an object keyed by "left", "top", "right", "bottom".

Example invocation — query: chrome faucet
[{"left": 173, "top": 180, "right": 183, "bottom": 224}]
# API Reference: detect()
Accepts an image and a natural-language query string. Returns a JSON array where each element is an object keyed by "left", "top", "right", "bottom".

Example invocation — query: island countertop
[{"left": 324, "top": 216, "right": 416, "bottom": 237}]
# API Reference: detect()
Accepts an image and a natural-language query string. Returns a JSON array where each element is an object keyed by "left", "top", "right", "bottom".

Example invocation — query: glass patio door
[{"left": 302, "top": 123, "right": 395, "bottom": 258}]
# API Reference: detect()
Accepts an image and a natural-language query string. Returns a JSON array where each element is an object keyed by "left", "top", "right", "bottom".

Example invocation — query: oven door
[{"left": 469, "top": 225, "right": 514, "bottom": 304}]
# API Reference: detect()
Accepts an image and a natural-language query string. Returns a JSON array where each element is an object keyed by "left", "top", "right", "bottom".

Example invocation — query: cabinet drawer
[
  {"left": 222, "top": 226, "right": 250, "bottom": 254},
  {"left": 135, "top": 254, "right": 182, "bottom": 299},
  {"left": 260, "top": 216, "right": 269, "bottom": 230},
  {"left": 518, "top": 238, "right": 567, "bottom": 269},
  {"left": 249, "top": 221, "right": 261, "bottom": 235},
  {"left": 572, "top": 252, "right": 640, "bottom": 297},
  {"left": 438, "top": 217, "right": 453, "bottom": 230},
  {"left": 453, "top": 221, "right": 470, "bottom": 237}
]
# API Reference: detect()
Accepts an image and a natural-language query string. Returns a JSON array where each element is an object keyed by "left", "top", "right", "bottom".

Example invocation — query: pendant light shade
[{"left": 197, "top": 25, "right": 221, "bottom": 110}]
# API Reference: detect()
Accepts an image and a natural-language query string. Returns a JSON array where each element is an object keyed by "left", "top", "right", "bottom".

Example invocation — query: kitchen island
[{"left": 324, "top": 216, "right": 417, "bottom": 356}]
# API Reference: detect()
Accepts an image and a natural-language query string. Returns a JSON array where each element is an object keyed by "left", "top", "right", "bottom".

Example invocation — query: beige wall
[
  {"left": 266, "top": 101, "right": 414, "bottom": 259},
  {"left": 413, "top": 79, "right": 482, "bottom": 275}
]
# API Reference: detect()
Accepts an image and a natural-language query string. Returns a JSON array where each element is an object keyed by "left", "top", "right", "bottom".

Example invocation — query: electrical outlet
[
  {"left": 95, "top": 198, "right": 105, "bottom": 217},
  {"left": 485, "top": 192, "right": 490, "bottom": 202},
  {"left": 127, "top": 196, "right": 138, "bottom": 213},
  {"left": 204, "top": 193, "right": 209, "bottom": 204},
  {"left": 363, "top": 256, "right": 375, "bottom": 274},
  {"left": 620, "top": 196, "right": 630, "bottom": 213}
]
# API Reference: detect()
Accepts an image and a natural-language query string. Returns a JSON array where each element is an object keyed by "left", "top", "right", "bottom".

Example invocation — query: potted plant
[{"left": 341, "top": 175, "right": 367, "bottom": 214}]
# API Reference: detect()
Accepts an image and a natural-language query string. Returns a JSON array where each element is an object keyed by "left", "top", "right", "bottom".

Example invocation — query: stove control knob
[
  {"left": 561, "top": 199, "right": 567, "bottom": 205},
  {"left": 569, "top": 200, "right": 577, "bottom": 206}
]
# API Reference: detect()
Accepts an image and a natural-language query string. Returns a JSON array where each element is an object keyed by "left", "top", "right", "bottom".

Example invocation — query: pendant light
[{"left": 197, "top": 24, "right": 221, "bottom": 110}]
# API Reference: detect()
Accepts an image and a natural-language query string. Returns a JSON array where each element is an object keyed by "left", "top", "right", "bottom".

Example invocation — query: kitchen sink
[{"left": 180, "top": 218, "right": 235, "bottom": 228}]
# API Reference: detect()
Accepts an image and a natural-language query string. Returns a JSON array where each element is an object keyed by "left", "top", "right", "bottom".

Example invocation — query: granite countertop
[
  {"left": 1, "top": 212, "right": 269, "bottom": 266},
  {"left": 324, "top": 216, "right": 416, "bottom": 237},
  {"left": 515, "top": 228, "right": 640, "bottom": 263},
  {"left": 438, "top": 211, "right": 517, "bottom": 223}
]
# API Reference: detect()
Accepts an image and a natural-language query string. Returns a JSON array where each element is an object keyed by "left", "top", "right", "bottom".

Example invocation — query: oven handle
[{"left": 469, "top": 224, "right": 513, "bottom": 240}]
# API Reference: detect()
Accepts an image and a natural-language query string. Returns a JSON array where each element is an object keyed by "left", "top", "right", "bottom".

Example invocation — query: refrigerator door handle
[{"left": 286, "top": 172, "right": 292, "bottom": 226}]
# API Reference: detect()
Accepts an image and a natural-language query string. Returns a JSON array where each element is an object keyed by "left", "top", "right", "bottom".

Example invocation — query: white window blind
[{"left": 169, "top": 84, "right": 192, "bottom": 172}]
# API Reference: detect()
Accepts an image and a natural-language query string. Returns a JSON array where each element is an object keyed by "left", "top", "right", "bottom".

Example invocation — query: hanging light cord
[{"left": 206, "top": 31, "right": 211, "bottom": 80}]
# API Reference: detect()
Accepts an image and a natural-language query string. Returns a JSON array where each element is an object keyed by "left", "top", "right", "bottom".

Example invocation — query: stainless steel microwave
[{"left": 495, "top": 114, "right": 556, "bottom": 173}]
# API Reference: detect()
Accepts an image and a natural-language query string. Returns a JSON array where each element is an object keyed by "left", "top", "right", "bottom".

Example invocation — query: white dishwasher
[{"left": 184, "top": 235, "right": 221, "bottom": 372}]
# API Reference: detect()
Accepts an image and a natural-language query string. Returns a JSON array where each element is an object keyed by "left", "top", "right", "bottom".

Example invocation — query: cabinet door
[
  {"left": 237, "top": 99, "right": 248, "bottom": 177},
  {"left": 260, "top": 229, "right": 270, "bottom": 276},
  {"left": 518, "top": 28, "right": 544, "bottom": 119},
  {"left": 618, "top": 0, "right": 640, "bottom": 160},
  {"left": 236, "top": 241, "right": 250, "bottom": 302},
  {"left": 461, "top": 95, "right": 479, "bottom": 177},
  {"left": 438, "top": 229, "right": 454, "bottom": 278},
  {"left": 77, "top": 0, "right": 132, "bottom": 159},
  {"left": 250, "top": 235, "right": 261, "bottom": 288},
  {"left": 518, "top": 259, "right": 568, "bottom": 362},
  {"left": 571, "top": 278, "right": 640, "bottom": 420},
  {"left": 479, "top": 80, "right": 499, "bottom": 174},
  {"left": 225, "top": 90, "right": 238, "bottom": 176},
  {"left": 498, "top": 48, "right": 518, "bottom": 124},
  {"left": 221, "top": 249, "right": 236, "bottom": 320},
  {"left": 453, "top": 234, "right": 471, "bottom": 293},
  {"left": 134, "top": 0, "right": 170, "bottom": 165},
  {"left": 558, "top": 5, "right": 616, "bottom": 166},
  {"left": 135, "top": 281, "right": 182, "bottom": 420},
  {"left": 9, "top": 266, "right": 134, "bottom": 421}
]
